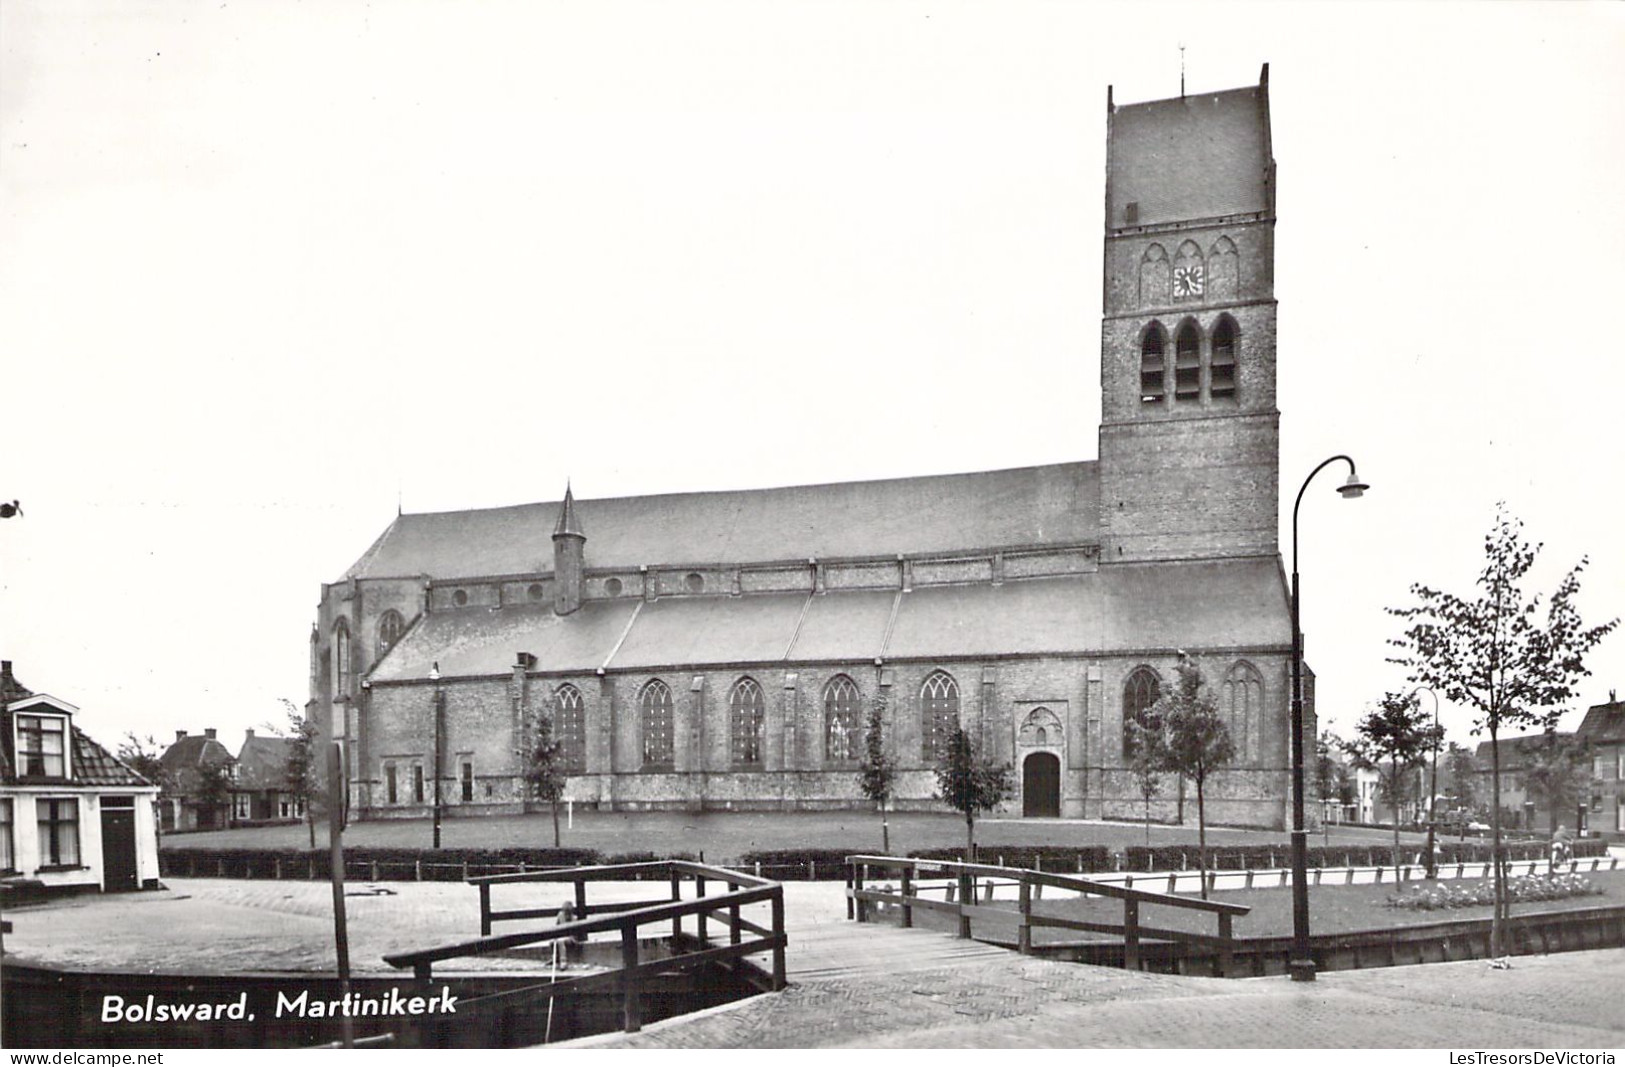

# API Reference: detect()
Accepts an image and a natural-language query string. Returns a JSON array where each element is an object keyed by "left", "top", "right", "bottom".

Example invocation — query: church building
[{"left": 309, "top": 66, "right": 1310, "bottom": 828}]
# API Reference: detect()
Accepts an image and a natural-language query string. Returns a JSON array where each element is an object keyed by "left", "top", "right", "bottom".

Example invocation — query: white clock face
[{"left": 1173, "top": 264, "right": 1205, "bottom": 298}]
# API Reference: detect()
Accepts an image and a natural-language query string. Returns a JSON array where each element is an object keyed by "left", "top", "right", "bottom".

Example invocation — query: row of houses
[{"left": 156, "top": 727, "right": 305, "bottom": 833}]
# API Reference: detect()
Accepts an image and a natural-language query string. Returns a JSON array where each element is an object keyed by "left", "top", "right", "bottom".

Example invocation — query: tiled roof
[
  {"left": 1576, "top": 700, "right": 1625, "bottom": 745},
  {"left": 235, "top": 734, "right": 295, "bottom": 791},
  {"left": 343, "top": 462, "right": 1100, "bottom": 582},
  {"left": 368, "top": 558, "right": 1291, "bottom": 683},
  {"left": 1473, "top": 732, "right": 1576, "bottom": 770},
  {"left": 1108, "top": 84, "right": 1271, "bottom": 228},
  {"left": 69, "top": 728, "right": 155, "bottom": 788},
  {"left": 159, "top": 734, "right": 235, "bottom": 793}
]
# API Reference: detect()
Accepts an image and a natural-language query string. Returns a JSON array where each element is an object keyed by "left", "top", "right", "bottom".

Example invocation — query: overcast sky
[{"left": 2, "top": 1, "right": 1621, "bottom": 760}]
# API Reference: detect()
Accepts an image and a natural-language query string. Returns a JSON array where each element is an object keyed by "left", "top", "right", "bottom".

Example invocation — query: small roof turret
[{"left": 552, "top": 482, "right": 585, "bottom": 540}]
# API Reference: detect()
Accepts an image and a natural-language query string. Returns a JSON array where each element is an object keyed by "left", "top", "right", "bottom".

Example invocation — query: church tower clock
[{"left": 1097, "top": 65, "right": 1280, "bottom": 563}]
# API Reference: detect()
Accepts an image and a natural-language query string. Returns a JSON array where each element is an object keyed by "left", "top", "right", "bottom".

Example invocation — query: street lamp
[
  {"left": 1409, "top": 686, "right": 1441, "bottom": 879},
  {"left": 1289, "top": 454, "right": 1369, "bottom": 983},
  {"left": 430, "top": 662, "right": 444, "bottom": 850}
]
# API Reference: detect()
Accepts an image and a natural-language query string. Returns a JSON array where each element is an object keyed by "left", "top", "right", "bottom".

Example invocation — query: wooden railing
[
  {"left": 383, "top": 860, "right": 786, "bottom": 1034},
  {"left": 845, "top": 855, "right": 1249, "bottom": 976}
]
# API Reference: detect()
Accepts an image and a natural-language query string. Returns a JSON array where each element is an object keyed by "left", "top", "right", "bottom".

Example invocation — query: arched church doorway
[{"left": 1022, "top": 751, "right": 1060, "bottom": 818}]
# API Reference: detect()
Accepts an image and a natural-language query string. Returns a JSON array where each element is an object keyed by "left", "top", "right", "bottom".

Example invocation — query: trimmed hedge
[
  {"left": 908, "top": 846, "right": 1114, "bottom": 874},
  {"left": 736, "top": 849, "right": 856, "bottom": 881},
  {"left": 158, "top": 846, "right": 601, "bottom": 882},
  {"left": 1120, "top": 838, "right": 1605, "bottom": 873}
]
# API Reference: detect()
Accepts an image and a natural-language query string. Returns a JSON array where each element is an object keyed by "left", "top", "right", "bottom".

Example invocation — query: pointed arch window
[
  {"left": 1221, "top": 661, "right": 1264, "bottom": 763},
  {"left": 333, "top": 619, "right": 351, "bottom": 699},
  {"left": 376, "top": 610, "right": 405, "bottom": 658},
  {"left": 1140, "top": 323, "right": 1167, "bottom": 406},
  {"left": 1174, "top": 321, "right": 1202, "bottom": 404},
  {"left": 554, "top": 684, "right": 586, "bottom": 774},
  {"left": 730, "top": 677, "right": 766, "bottom": 768},
  {"left": 639, "top": 680, "right": 674, "bottom": 769},
  {"left": 1211, "top": 316, "right": 1238, "bottom": 402},
  {"left": 920, "top": 671, "right": 961, "bottom": 762},
  {"left": 823, "top": 675, "right": 861, "bottom": 763},
  {"left": 1122, "top": 667, "right": 1161, "bottom": 760}
]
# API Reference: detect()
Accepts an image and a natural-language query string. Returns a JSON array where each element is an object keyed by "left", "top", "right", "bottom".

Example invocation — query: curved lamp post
[
  {"left": 1289, "top": 455, "right": 1369, "bottom": 982},
  {"left": 1409, "top": 685, "right": 1441, "bottom": 878}
]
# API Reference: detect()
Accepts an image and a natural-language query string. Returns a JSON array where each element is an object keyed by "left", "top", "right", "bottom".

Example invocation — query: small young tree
[
  {"left": 523, "top": 711, "right": 568, "bottom": 847},
  {"left": 856, "top": 695, "right": 896, "bottom": 853},
  {"left": 1152, "top": 659, "right": 1233, "bottom": 900},
  {"left": 933, "top": 724, "right": 1012, "bottom": 861},
  {"left": 1388, "top": 505, "right": 1618, "bottom": 956},
  {"left": 1520, "top": 732, "right": 1591, "bottom": 835},
  {"left": 1440, "top": 742, "right": 1484, "bottom": 834},
  {"left": 1344, "top": 691, "right": 1442, "bottom": 870},
  {"left": 1126, "top": 711, "right": 1164, "bottom": 848},
  {"left": 279, "top": 699, "right": 323, "bottom": 848},
  {"left": 116, "top": 733, "right": 173, "bottom": 837},
  {"left": 195, "top": 759, "right": 235, "bottom": 830}
]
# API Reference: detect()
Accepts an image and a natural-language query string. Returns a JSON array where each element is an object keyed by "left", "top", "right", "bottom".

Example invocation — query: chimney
[
  {"left": 204, "top": 728, "right": 217, "bottom": 740},
  {"left": 176, "top": 729, "right": 189, "bottom": 741},
  {"left": 245, "top": 728, "right": 256, "bottom": 740}
]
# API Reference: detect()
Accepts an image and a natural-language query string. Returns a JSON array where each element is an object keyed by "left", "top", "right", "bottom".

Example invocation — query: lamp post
[
  {"left": 1410, "top": 686, "right": 1441, "bottom": 878},
  {"left": 430, "top": 662, "right": 444, "bottom": 850},
  {"left": 1289, "top": 454, "right": 1368, "bottom": 982}
]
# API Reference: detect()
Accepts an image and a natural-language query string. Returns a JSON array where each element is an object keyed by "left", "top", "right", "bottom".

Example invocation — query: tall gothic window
[
  {"left": 376, "top": 609, "right": 405, "bottom": 658},
  {"left": 1140, "top": 322, "right": 1167, "bottom": 406},
  {"left": 823, "top": 675, "right": 861, "bottom": 763},
  {"left": 1174, "top": 321, "right": 1201, "bottom": 403},
  {"left": 1122, "top": 667, "right": 1161, "bottom": 760},
  {"left": 730, "top": 677, "right": 766, "bottom": 768},
  {"left": 1221, "top": 661, "right": 1264, "bottom": 763},
  {"left": 333, "top": 619, "right": 351, "bottom": 699},
  {"left": 920, "top": 671, "right": 961, "bottom": 762},
  {"left": 554, "top": 684, "right": 586, "bottom": 774},
  {"left": 1211, "top": 315, "right": 1238, "bottom": 402},
  {"left": 639, "top": 680, "right": 674, "bottom": 768}
]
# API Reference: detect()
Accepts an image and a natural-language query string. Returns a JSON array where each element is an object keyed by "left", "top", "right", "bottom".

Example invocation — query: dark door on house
[
  {"left": 1022, "top": 752, "right": 1060, "bottom": 818},
  {"left": 100, "top": 798, "right": 139, "bottom": 892}
]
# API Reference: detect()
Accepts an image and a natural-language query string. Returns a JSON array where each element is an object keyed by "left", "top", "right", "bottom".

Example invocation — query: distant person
[{"left": 1550, "top": 827, "right": 1573, "bottom": 870}]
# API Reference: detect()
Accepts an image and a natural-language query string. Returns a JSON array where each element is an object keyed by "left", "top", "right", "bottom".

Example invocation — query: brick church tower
[{"left": 1098, "top": 65, "right": 1279, "bottom": 563}]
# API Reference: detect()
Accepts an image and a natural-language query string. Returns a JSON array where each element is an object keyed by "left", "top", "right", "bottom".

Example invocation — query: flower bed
[{"left": 1387, "top": 872, "right": 1605, "bottom": 911}]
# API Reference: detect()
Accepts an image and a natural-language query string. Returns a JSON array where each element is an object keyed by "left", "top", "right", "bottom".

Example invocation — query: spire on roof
[{"left": 553, "top": 481, "right": 585, "bottom": 540}]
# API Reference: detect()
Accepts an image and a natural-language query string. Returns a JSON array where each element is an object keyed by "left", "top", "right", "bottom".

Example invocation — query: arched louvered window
[
  {"left": 1174, "top": 321, "right": 1201, "bottom": 403},
  {"left": 920, "top": 671, "right": 961, "bottom": 762},
  {"left": 1221, "top": 661, "right": 1264, "bottom": 763},
  {"left": 1140, "top": 323, "right": 1167, "bottom": 406},
  {"left": 824, "top": 675, "right": 861, "bottom": 763},
  {"left": 730, "top": 677, "right": 766, "bottom": 768},
  {"left": 333, "top": 619, "right": 351, "bottom": 699},
  {"left": 639, "top": 680, "right": 674, "bottom": 768},
  {"left": 1122, "top": 667, "right": 1161, "bottom": 760},
  {"left": 376, "top": 610, "right": 405, "bottom": 658},
  {"left": 554, "top": 684, "right": 586, "bottom": 774},
  {"left": 1211, "top": 316, "right": 1238, "bottom": 402}
]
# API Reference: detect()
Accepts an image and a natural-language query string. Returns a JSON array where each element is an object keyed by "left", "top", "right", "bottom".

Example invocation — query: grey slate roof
[
  {"left": 235, "top": 734, "right": 296, "bottom": 792},
  {"left": 343, "top": 462, "right": 1100, "bottom": 582},
  {"left": 369, "top": 557, "right": 1290, "bottom": 683},
  {"left": 159, "top": 733, "right": 234, "bottom": 794},
  {"left": 1577, "top": 700, "right": 1625, "bottom": 745},
  {"left": 1108, "top": 83, "right": 1271, "bottom": 228}
]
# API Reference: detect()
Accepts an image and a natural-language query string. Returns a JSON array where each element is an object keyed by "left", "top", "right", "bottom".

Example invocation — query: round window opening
[
  {"left": 527, "top": 583, "right": 545, "bottom": 601},
  {"left": 453, "top": 589, "right": 468, "bottom": 607},
  {"left": 605, "top": 577, "right": 624, "bottom": 597},
  {"left": 685, "top": 572, "right": 704, "bottom": 593}
]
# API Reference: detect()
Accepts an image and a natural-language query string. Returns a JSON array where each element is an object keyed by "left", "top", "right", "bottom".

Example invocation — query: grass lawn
[{"left": 163, "top": 809, "right": 1448, "bottom": 863}]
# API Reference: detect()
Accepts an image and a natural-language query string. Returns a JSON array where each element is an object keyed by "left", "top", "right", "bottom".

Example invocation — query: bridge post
[
  {"left": 771, "top": 891, "right": 786, "bottom": 991},
  {"left": 900, "top": 866, "right": 913, "bottom": 928},
  {"left": 1217, "top": 913, "right": 1233, "bottom": 977},
  {"left": 1123, "top": 897, "right": 1140, "bottom": 971},
  {"left": 697, "top": 876, "right": 709, "bottom": 944},
  {"left": 1018, "top": 880, "right": 1032, "bottom": 955},
  {"left": 621, "top": 926, "right": 641, "bottom": 1033},
  {"left": 479, "top": 883, "right": 492, "bottom": 936},
  {"left": 853, "top": 863, "right": 866, "bottom": 923},
  {"left": 671, "top": 871, "right": 683, "bottom": 941},
  {"left": 957, "top": 870, "right": 973, "bottom": 939}
]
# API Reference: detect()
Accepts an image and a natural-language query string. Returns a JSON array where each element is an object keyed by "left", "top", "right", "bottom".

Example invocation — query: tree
[
  {"left": 1343, "top": 692, "right": 1442, "bottom": 870},
  {"left": 855, "top": 695, "right": 896, "bottom": 853},
  {"left": 1440, "top": 742, "right": 1484, "bottom": 831},
  {"left": 1388, "top": 505, "right": 1617, "bottom": 957},
  {"left": 116, "top": 734, "right": 173, "bottom": 837},
  {"left": 1520, "top": 731, "right": 1591, "bottom": 835},
  {"left": 933, "top": 723, "right": 1012, "bottom": 861},
  {"left": 195, "top": 759, "right": 234, "bottom": 830},
  {"left": 522, "top": 711, "right": 568, "bottom": 847},
  {"left": 1151, "top": 659, "right": 1233, "bottom": 900},
  {"left": 1126, "top": 709, "right": 1164, "bottom": 848},
  {"left": 280, "top": 699, "right": 323, "bottom": 849},
  {"left": 1314, "top": 730, "right": 1356, "bottom": 817}
]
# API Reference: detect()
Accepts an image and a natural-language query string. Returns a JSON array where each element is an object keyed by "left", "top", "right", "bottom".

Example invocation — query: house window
[
  {"left": 920, "top": 672, "right": 961, "bottom": 763},
  {"left": 554, "top": 685, "right": 587, "bottom": 774},
  {"left": 333, "top": 618, "right": 352, "bottom": 698},
  {"left": 460, "top": 760, "right": 474, "bottom": 802},
  {"left": 1174, "top": 321, "right": 1201, "bottom": 403},
  {"left": 233, "top": 794, "right": 250, "bottom": 820},
  {"left": 376, "top": 610, "right": 405, "bottom": 657},
  {"left": 16, "top": 714, "right": 67, "bottom": 778},
  {"left": 1210, "top": 316, "right": 1237, "bottom": 401},
  {"left": 385, "top": 762, "right": 398, "bottom": 805},
  {"left": 640, "top": 680, "right": 675, "bottom": 768},
  {"left": 0, "top": 799, "right": 13, "bottom": 872},
  {"left": 37, "top": 798, "right": 80, "bottom": 868},
  {"left": 1123, "top": 667, "right": 1161, "bottom": 760},
  {"left": 1140, "top": 323, "right": 1166, "bottom": 406},
  {"left": 413, "top": 763, "right": 425, "bottom": 803},
  {"left": 730, "top": 678, "right": 765, "bottom": 767},
  {"left": 824, "top": 676, "right": 861, "bottom": 763}
]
